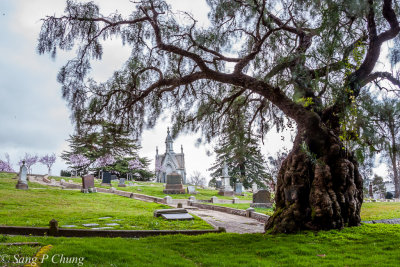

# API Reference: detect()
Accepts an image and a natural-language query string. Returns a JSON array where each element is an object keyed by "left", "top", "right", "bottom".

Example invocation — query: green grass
[
  {"left": 1, "top": 224, "right": 400, "bottom": 266},
  {"left": 0, "top": 172, "right": 212, "bottom": 230},
  {"left": 361, "top": 202, "right": 400, "bottom": 221},
  {"left": 211, "top": 199, "right": 400, "bottom": 221},
  {"left": 50, "top": 175, "right": 253, "bottom": 201}
]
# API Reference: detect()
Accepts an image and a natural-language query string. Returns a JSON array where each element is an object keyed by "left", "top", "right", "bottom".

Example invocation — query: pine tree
[
  {"left": 209, "top": 98, "right": 270, "bottom": 189},
  {"left": 62, "top": 120, "right": 152, "bottom": 178}
]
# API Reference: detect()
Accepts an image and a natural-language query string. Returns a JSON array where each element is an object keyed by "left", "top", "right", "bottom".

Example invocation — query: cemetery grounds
[{"left": 1, "top": 172, "right": 400, "bottom": 266}]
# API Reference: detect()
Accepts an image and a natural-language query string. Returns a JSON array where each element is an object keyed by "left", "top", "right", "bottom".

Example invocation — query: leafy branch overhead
[{"left": 38, "top": 0, "right": 399, "bottom": 139}]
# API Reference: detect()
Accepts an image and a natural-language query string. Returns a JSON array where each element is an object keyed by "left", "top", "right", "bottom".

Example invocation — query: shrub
[
  {"left": 60, "top": 170, "right": 72, "bottom": 177},
  {"left": 385, "top": 192, "right": 394, "bottom": 199}
]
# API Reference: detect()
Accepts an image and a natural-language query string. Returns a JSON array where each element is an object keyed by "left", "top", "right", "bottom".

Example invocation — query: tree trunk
[
  {"left": 390, "top": 155, "right": 399, "bottom": 198},
  {"left": 265, "top": 120, "right": 363, "bottom": 233},
  {"left": 389, "top": 124, "right": 400, "bottom": 198}
]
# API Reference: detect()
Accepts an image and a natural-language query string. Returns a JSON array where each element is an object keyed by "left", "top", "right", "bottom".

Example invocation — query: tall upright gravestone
[
  {"left": 218, "top": 161, "right": 234, "bottom": 196},
  {"left": 118, "top": 178, "right": 126, "bottom": 187},
  {"left": 235, "top": 183, "right": 244, "bottom": 195},
  {"left": 16, "top": 161, "right": 28, "bottom": 190},
  {"left": 163, "top": 172, "right": 185, "bottom": 194},
  {"left": 101, "top": 171, "right": 112, "bottom": 186}
]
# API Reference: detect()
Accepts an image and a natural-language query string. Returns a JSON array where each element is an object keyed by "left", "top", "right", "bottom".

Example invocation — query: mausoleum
[{"left": 155, "top": 128, "right": 186, "bottom": 184}]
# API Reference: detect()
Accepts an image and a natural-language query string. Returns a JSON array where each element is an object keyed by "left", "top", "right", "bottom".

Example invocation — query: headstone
[
  {"left": 216, "top": 180, "right": 222, "bottom": 189},
  {"left": 163, "top": 172, "right": 185, "bottom": 194},
  {"left": 82, "top": 223, "right": 99, "bottom": 227},
  {"left": 60, "top": 179, "right": 66, "bottom": 184},
  {"left": 50, "top": 178, "right": 56, "bottom": 184},
  {"left": 161, "top": 213, "right": 193, "bottom": 220},
  {"left": 235, "top": 183, "right": 244, "bottom": 195},
  {"left": 68, "top": 179, "right": 74, "bottom": 183},
  {"left": 252, "top": 183, "right": 258, "bottom": 193},
  {"left": 16, "top": 161, "right": 28, "bottom": 190},
  {"left": 128, "top": 182, "right": 134, "bottom": 187},
  {"left": 81, "top": 175, "right": 96, "bottom": 193},
  {"left": 233, "top": 197, "right": 239, "bottom": 204},
  {"left": 118, "top": 178, "right": 126, "bottom": 187},
  {"left": 211, "top": 196, "right": 219, "bottom": 203},
  {"left": 101, "top": 171, "right": 112, "bottom": 186},
  {"left": 105, "top": 223, "right": 120, "bottom": 226},
  {"left": 187, "top": 185, "right": 196, "bottom": 194},
  {"left": 253, "top": 189, "right": 271, "bottom": 203},
  {"left": 222, "top": 161, "right": 229, "bottom": 177},
  {"left": 250, "top": 189, "right": 273, "bottom": 208},
  {"left": 218, "top": 161, "right": 234, "bottom": 196},
  {"left": 154, "top": 208, "right": 188, "bottom": 217},
  {"left": 189, "top": 196, "right": 196, "bottom": 202},
  {"left": 111, "top": 174, "right": 118, "bottom": 180}
]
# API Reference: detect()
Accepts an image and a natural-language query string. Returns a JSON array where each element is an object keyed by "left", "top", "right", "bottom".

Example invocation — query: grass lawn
[
  {"left": 210, "top": 200, "right": 400, "bottom": 221},
  {"left": 50, "top": 175, "right": 253, "bottom": 201},
  {"left": 361, "top": 202, "right": 400, "bottom": 221},
  {"left": 0, "top": 173, "right": 211, "bottom": 230},
  {"left": 0, "top": 224, "right": 399, "bottom": 266}
]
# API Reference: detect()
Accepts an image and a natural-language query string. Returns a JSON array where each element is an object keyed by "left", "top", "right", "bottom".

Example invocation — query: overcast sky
[{"left": 0, "top": 0, "right": 294, "bottom": 179}]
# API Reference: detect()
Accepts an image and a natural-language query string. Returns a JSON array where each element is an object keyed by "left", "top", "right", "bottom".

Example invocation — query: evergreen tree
[
  {"left": 62, "top": 120, "right": 152, "bottom": 178},
  {"left": 62, "top": 120, "right": 140, "bottom": 164},
  {"left": 209, "top": 98, "right": 269, "bottom": 189},
  {"left": 372, "top": 174, "right": 386, "bottom": 198}
]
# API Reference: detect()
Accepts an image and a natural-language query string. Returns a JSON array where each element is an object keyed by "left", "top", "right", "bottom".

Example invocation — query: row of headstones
[
  {"left": 15, "top": 163, "right": 270, "bottom": 206},
  {"left": 82, "top": 174, "right": 126, "bottom": 193},
  {"left": 215, "top": 181, "right": 258, "bottom": 194}
]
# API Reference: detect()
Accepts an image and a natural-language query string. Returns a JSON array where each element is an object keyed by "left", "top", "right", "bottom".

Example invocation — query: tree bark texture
[{"left": 265, "top": 122, "right": 363, "bottom": 233}]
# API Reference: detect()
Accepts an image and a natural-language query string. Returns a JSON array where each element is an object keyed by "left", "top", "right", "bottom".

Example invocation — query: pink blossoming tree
[{"left": 40, "top": 153, "right": 57, "bottom": 176}]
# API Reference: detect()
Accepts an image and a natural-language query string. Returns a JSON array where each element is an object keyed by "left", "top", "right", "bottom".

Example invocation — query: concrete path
[
  {"left": 182, "top": 205, "right": 265, "bottom": 234},
  {"left": 363, "top": 218, "right": 400, "bottom": 224}
]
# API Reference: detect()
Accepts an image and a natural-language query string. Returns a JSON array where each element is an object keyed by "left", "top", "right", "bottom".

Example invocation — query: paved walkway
[
  {"left": 363, "top": 218, "right": 400, "bottom": 224},
  {"left": 182, "top": 205, "right": 265, "bottom": 234}
]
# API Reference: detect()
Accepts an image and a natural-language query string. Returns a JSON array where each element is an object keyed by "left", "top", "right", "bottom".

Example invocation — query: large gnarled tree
[{"left": 38, "top": 0, "right": 400, "bottom": 233}]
